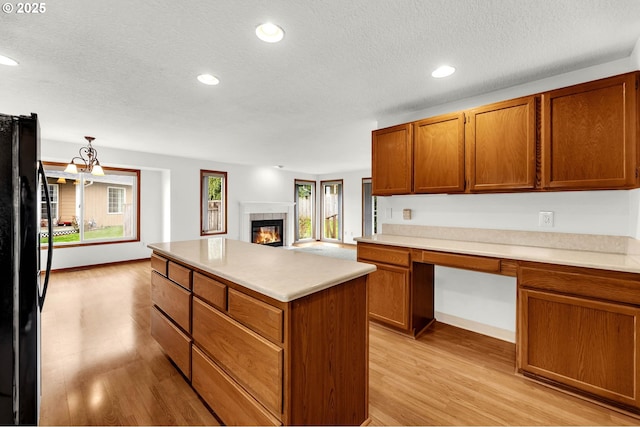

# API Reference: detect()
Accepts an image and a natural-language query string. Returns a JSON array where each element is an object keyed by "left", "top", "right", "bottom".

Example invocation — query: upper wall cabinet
[
  {"left": 541, "top": 73, "right": 639, "bottom": 190},
  {"left": 372, "top": 123, "right": 413, "bottom": 195},
  {"left": 466, "top": 96, "right": 537, "bottom": 192},
  {"left": 413, "top": 113, "right": 465, "bottom": 193}
]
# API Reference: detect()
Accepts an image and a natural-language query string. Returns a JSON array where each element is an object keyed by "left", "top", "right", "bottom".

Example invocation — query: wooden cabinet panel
[
  {"left": 542, "top": 73, "right": 638, "bottom": 190},
  {"left": 288, "top": 276, "right": 369, "bottom": 426},
  {"left": 519, "top": 264, "right": 640, "bottom": 305},
  {"left": 150, "top": 254, "right": 167, "bottom": 276},
  {"left": 372, "top": 123, "right": 412, "bottom": 195},
  {"left": 357, "top": 243, "right": 410, "bottom": 267},
  {"left": 367, "top": 264, "right": 410, "bottom": 330},
  {"left": 193, "top": 272, "right": 227, "bottom": 311},
  {"left": 150, "top": 307, "right": 192, "bottom": 379},
  {"left": 467, "top": 96, "right": 537, "bottom": 191},
  {"left": 421, "top": 251, "right": 501, "bottom": 274},
  {"left": 519, "top": 289, "right": 640, "bottom": 408},
  {"left": 192, "top": 346, "right": 281, "bottom": 426},
  {"left": 151, "top": 271, "right": 191, "bottom": 332},
  {"left": 228, "top": 289, "right": 283, "bottom": 344},
  {"left": 413, "top": 113, "right": 465, "bottom": 193},
  {"left": 192, "top": 297, "right": 283, "bottom": 416},
  {"left": 168, "top": 261, "right": 192, "bottom": 290}
]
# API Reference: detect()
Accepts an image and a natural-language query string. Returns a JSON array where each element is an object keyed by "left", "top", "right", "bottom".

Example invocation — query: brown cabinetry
[
  {"left": 372, "top": 123, "right": 412, "bottom": 195},
  {"left": 467, "top": 96, "right": 537, "bottom": 192},
  {"left": 413, "top": 112, "right": 465, "bottom": 193},
  {"left": 371, "top": 72, "right": 639, "bottom": 196},
  {"left": 151, "top": 251, "right": 369, "bottom": 426},
  {"left": 542, "top": 73, "right": 638, "bottom": 190},
  {"left": 358, "top": 243, "right": 433, "bottom": 337},
  {"left": 518, "top": 263, "right": 640, "bottom": 410}
]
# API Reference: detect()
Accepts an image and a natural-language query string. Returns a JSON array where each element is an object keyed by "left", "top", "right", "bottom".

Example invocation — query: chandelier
[{"left": 64, "top": 136, "right": 105, "bottom": 176}]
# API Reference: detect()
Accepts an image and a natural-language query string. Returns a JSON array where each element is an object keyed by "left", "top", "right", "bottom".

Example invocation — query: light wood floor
[{"left": 40, "top": 260, "right": 640, "bottom": 426}]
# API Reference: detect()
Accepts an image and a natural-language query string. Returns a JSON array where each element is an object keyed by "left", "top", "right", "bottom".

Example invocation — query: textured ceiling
[{"left": 1, "top": 0, "right": 640, "bottom": 174}]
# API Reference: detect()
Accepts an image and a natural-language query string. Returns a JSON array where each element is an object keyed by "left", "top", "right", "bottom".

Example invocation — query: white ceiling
[{"left": 2, "top": 0, "right": 640, "bottom": 174}]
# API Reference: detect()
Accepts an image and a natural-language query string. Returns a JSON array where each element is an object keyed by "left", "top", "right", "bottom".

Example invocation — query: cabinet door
[
  {"left": 372, "top": 123, "right": 412, "bottom": 195},
  {"left": 413, "top": 113, "right": 465, "bottom": 193},
  {"left": 541, "top": 72, "right": 638, "bottom": 190},
  {"left": 519, "top": 288, "right": 640, "bottom": 408},
  {"left": 466, "top": 96, "right": 537, "bottom": 192},
  {"left": 367, "top": 264, "right": 410, "bottom": 330}
]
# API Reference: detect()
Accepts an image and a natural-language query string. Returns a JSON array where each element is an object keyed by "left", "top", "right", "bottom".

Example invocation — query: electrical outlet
[{"left": 538, "top": 211, "right": 554, "bottom": 227}]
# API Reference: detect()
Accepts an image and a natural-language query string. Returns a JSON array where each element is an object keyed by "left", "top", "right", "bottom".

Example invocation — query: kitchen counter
[
  {"left": 148, "top": 238, "right": 376, "bottom": 302},
  {"left": 148, "top": 237, "right": 373, "bottom": 425},
  {"left": 355, "top": 233, "right": 640, "bottom": 274}
]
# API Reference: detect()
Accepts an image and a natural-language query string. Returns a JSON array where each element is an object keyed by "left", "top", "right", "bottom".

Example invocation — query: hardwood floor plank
[{"left": 40, "top": 260, "right": 639, "bottom": 426}]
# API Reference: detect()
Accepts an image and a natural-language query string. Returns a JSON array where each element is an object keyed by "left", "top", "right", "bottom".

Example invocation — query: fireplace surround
[{"left": 239, "top": 201, "right": 296, "bottom": 247}]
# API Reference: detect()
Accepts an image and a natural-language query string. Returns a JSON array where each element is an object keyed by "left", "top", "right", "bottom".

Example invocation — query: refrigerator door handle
[{"left": 38, "top": 161, "right": 52, "bottom": 311}]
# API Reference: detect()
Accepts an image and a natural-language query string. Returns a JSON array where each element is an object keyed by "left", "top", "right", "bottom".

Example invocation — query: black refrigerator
[{"left": 0, "top": 113, "right": 52, "bottom": 425}]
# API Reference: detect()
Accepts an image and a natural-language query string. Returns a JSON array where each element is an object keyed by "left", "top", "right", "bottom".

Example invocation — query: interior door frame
[{"left": 320, "top": 179, "right": 343, "bottom": 242}]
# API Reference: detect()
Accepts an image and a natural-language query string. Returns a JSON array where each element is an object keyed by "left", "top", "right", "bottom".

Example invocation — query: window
[
  {"left": 108, "top": 187, "right": 125, "bottom": 214},
  {"left": 321, "top": 180, "right": 343, "bottom": 242},
  {"left": 362, "top": 178, "right": 378, "bottom": 236},
  {"left": 41, "top": 163, "right": 140, "bottom": 246},
  {"left": 294, "top": 180, "right": 315, "bottom": 241},
  {"left": 40, "top": 183, "right": 59, "bottom": 225},
  {"left": 201, "top": 170, "right": 227, "bottom": 235}
]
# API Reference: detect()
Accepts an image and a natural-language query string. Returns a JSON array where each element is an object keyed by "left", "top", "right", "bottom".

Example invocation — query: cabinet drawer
[
  {"left": 150, "top": 253, "right": 168, "bottom": 276},
  {"left": 519, "top": 264, "right": 640, "bottom": 305},
  {"left": 228, "top": 289, "right": 283, "bottom": 343},
  {"left": 193, "top": 297, "right": 283, "bottom": 416},
  {"left": 168, "top": 261, "right": 192, "bottom": 290},
  {"left": 151, "top": 307, "right": 192, "bottom": 379},
  {"left": 151, "top": 271, "right": 191, "bottom": 332},
  {"left": 421, "top": 251, "right": 501, "bottom": 274},
  {"left": 192, "top": 346, "right": 281, "bottom": 426},
  {"left": 357, "top": 244, "right": 410, "bottom": 267},
  {"left": 193, "top": 272, "right": 227, "bottom": 311}
]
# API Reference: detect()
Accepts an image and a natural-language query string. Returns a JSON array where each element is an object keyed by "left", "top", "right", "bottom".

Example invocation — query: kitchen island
[{"left": 147, "top": 238, "right": 376, "bottom": 426}]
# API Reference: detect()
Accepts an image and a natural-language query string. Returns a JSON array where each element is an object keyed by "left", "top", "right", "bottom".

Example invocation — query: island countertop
[{"left": 147, "top": 238, "right": 376, "bottom": 302}]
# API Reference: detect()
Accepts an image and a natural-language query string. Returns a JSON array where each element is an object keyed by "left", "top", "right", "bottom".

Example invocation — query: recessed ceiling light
[
  {"left": 197, "top": 74, "right": 219, "bottom": 85},
  {"left": 274, "top": 165, "right": 284, "bottom": 169},
  {"left": 431, "top": 65, "right": 455, "bottom": 78},
  {"left": 0, "top": 54, "right": 19, "bottom": 66},
  {"left": 256, "top": 23, "right": 285, "bottom": 43}
]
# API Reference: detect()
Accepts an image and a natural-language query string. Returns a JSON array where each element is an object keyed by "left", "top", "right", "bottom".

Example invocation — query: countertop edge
[
  {"left": 148, "top": 243, "right": 376, "bottom": 302},
  {"left": 355, "top": 235, "right": 640, "bottom": 275}
]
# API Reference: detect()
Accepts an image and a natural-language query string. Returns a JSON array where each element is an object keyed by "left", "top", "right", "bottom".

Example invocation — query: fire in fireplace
[{"left": 251, "top": 219, "right": 284, "bottom": 247}]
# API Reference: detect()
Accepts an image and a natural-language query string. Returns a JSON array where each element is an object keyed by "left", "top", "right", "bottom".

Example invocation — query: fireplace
[{"left": 251, "top": 219, "right": 284, "bottom": 247}]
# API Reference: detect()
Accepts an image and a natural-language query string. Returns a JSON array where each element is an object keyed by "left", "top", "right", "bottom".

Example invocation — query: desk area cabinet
[{"left": 357, "top": 235, "right": 640, "bottom": 414}]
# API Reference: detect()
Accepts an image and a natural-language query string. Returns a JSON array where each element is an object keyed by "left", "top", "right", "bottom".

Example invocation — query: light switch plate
[{"left": 539, "top": 211, "right": 554, "bottom": 227}]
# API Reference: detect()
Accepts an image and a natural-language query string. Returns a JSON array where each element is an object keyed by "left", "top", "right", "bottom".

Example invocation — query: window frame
[
  {"left": 41, "top": 161, "right": 140, "bottom": 248},
  {"left": 320, "top": 179, "right": 344, "bottom": 242},
  {"left": 200, "top": 169, "right": 228, "bottom": 236}
]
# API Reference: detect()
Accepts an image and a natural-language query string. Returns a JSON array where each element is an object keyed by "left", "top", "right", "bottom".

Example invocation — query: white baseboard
[{"left": 435, "top": 311, "right": 515, "bottom": 343}]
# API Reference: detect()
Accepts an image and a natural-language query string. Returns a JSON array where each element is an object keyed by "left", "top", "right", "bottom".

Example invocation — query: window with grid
[{"left": 108, "top": 187, "right": 125, "bottom": 214}]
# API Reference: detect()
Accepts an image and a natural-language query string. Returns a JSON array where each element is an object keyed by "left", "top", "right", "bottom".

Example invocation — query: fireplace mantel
[{"left": 240, "top": 201, "right": 296, "bottom": 246}]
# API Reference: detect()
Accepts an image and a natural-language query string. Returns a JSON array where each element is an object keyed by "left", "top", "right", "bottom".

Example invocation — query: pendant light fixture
[{"left": 64, "top": 136, "right": 105, "bottom": 176}]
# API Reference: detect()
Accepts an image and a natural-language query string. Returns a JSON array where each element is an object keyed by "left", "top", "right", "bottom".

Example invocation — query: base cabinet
[
  {"left": 358, "top": 243, "right": 434, "bottom": 337},
  {"left": 518, "top": 263, "right": 640, "bottom": 410},
  {"left": 150, "top": 251, "right": 369, "bottom": 426}
]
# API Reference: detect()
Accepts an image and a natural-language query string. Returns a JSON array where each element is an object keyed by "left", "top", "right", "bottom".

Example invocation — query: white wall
[
  {"left": 41, "top": 140, "right": 315, "bottom": 270},
  {"left": 375, "top": 55, "right": 640, "bottom": 341}
]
